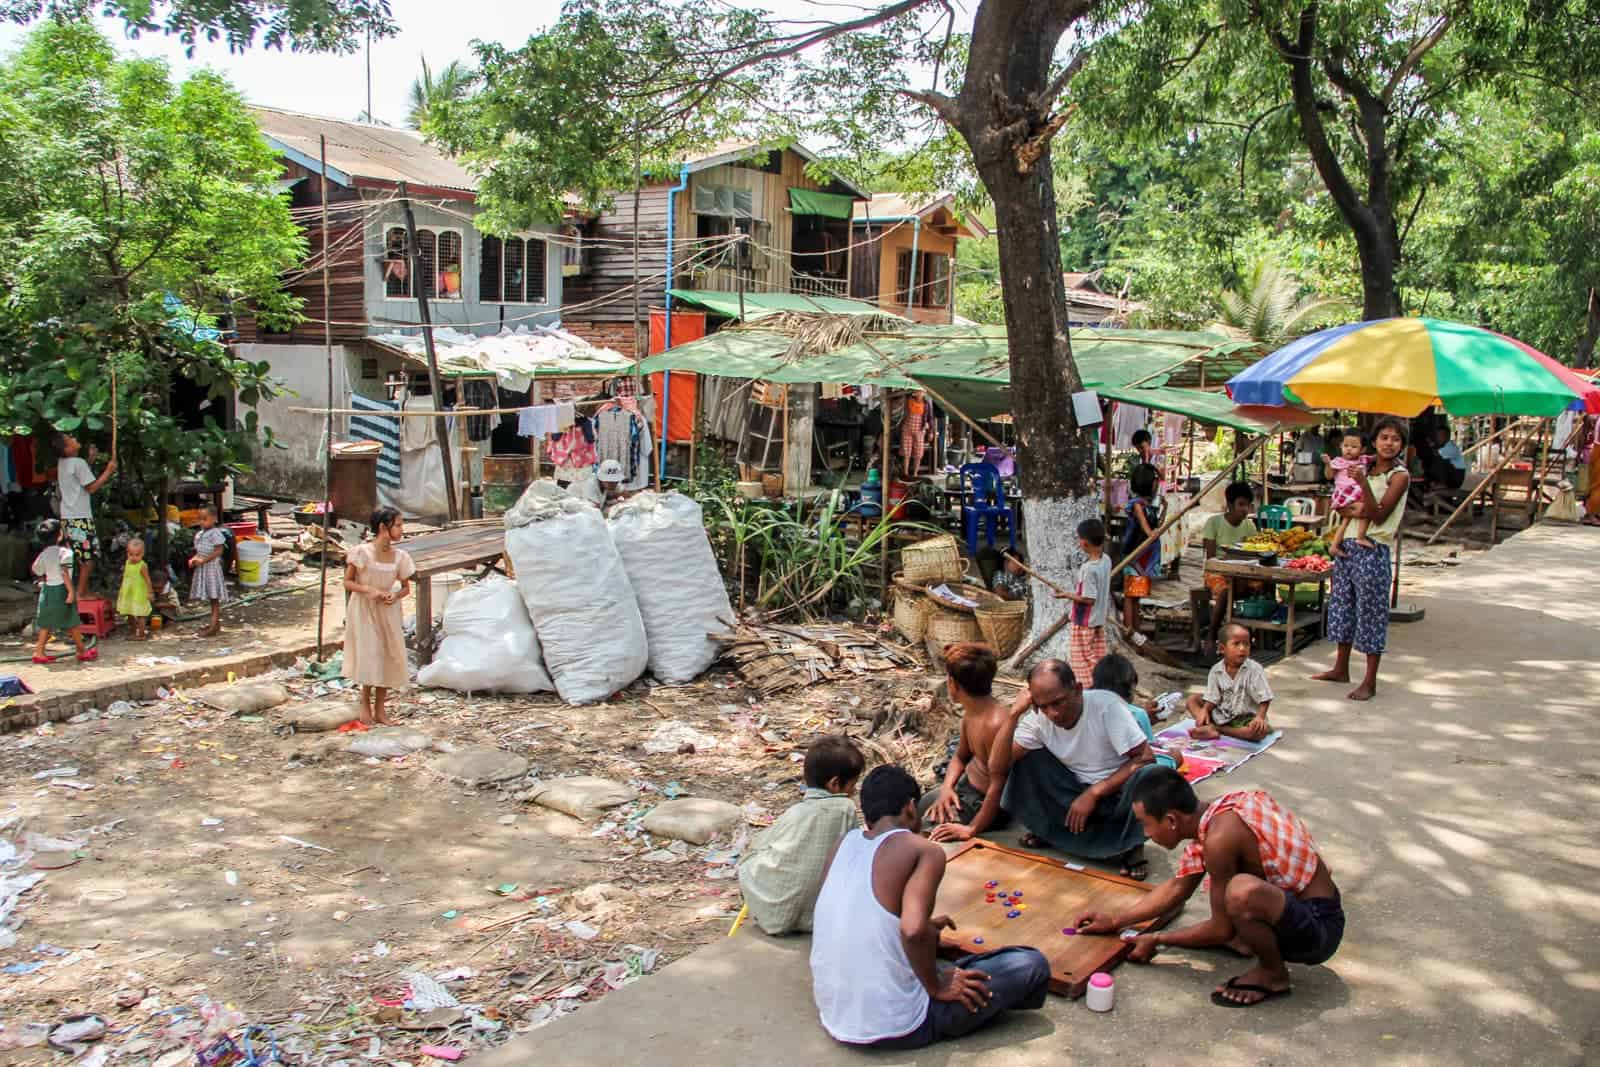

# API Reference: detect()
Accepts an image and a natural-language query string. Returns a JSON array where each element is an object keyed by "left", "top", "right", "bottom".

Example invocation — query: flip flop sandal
[
  {"left": 1017, "top": 833, "right": 1047, "bottom": 850},
  {"left": 1210, "top": 977, "right": 1292, "bottom": 1008},
  {"left": 1120, "top": 857, "right": 1150, "bottom": 881}
]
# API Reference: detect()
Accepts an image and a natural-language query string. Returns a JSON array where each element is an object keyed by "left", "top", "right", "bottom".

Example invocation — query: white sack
[
  {"left": 503, "top": 480, "right": 647, "bottom": 704},
  {"left": 416, "top": 577, "right": 553, "bottom": 694},
  {"left": 607, "top": 491, "right": 733, "bottom": 683}
]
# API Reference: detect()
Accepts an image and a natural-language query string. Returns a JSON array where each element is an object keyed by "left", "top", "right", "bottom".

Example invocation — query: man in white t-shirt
[
  {"left": 1001, "top": 659, "right": 1159, "bottom": 879},
  {"left": 56, "top": 434, "right": 116, "bottom": 602}
]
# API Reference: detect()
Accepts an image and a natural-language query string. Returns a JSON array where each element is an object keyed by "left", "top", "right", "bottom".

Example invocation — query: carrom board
[{"left": 934, "top": 839, "right": 1170, "bottom": 999}]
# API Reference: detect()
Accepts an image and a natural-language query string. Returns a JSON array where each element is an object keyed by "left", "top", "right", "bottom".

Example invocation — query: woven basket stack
[{"left": 889, "top": 535, "right": 1027, "bottom": 660}]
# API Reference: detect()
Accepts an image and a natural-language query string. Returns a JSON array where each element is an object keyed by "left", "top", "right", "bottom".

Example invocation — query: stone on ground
[
  {"left": 523, "top": 776, "right": 636, "bottom": 820},
  {"left": 427, "top": 745, "right": 528, "bottom": 785},
  {"left": 348, "top": 726, "right": 431, "bottom": 757},
  {"left": 640, "top": 797, "right": 741, "bottom": 844},
  {"left": 279, "top": 698, "right": 359, "bottom": 732},
  {"left": 195, "top": 682, "right": 290, "bottom": 715}
]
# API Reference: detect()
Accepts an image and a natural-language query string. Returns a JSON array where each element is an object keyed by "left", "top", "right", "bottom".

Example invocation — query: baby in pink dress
[{"left": 1325, "top": 430, "right": 1373, "bottom": 549}]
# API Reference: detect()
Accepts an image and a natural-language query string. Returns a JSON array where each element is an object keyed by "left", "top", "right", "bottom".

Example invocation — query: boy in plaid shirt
[
  {"left": 1075, "top": 768, "right": 1344, "bottom": 1009},
  {"left": 738, "top": 735, "right": 865, "bottom": 935}
]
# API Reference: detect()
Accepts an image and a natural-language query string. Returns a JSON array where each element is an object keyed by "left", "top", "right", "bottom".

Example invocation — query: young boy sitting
[
  {"left": 737, "top": 734, "right": 865, "bottom": 935},
  {"left": 1186, "top": 623, "right": 1273, "bottom": 742}
]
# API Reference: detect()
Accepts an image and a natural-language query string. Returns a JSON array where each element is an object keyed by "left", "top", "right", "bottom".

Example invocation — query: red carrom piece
[{"left": 933, "top": 839, "right": 1170, "bottom": 998}]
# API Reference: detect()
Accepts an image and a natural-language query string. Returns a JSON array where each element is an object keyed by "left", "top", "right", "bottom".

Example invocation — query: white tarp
[{"left": 370, "top": 325, "right": 630, "bottom": 393}]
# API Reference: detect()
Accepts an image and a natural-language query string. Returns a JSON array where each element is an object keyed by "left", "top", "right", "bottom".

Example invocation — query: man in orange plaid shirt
[{"left": 1075, "top": 767, "right": 1344, "bottom": 1008}]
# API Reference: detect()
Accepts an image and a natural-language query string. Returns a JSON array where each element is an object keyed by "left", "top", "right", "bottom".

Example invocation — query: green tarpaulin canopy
[
  {"left": 668, "top": 289, "right": 898, "bottom": 322},
  {"left": 636, "top": 321, "right": 1294, "bottom": 431},
  {"left": 788, "top": 188, "right": 857, "bottom": 219}
]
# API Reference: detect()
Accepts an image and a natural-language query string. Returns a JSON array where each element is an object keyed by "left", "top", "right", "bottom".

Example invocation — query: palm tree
[
  {"left": 407, "top": 57, "right": 473, "bottom": 130},
  {"left": 1214, "top": 259, "right": 1350, "bottom": 346}
]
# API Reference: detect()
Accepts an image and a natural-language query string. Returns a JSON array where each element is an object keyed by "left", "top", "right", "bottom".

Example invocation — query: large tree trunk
[
  {"left": 952, "top": 0, "right": 1102, "bottom": 660},
  {"left": 1353, "top": 223, "right": 1402, "bottom": 320}
]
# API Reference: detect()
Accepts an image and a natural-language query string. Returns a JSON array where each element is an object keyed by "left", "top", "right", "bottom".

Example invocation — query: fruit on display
[{"left": 1286, "top": 555, "right": 1333, "bottom": 573}]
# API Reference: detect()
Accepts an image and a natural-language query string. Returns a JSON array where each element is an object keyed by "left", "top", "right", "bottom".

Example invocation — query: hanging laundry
[
  {"left": 1112, "top": 403, "right": 1148, "bottom": 448},
  {"left": 517, "top": 404, "right": 561, "bottom": 439},
  {"left": 547, "top": 417, "right": 598, "bottom": 470},
  {"left": 555, "top": 401, "right": 576, "bottom": 430},
  {"left": 349, "top": 394, "right": 403, "bottom": 488},
  {"left": 401, "top": 395, "right": 439, "bottom": 450},
  {"left": 596, "top": 405, "right": 638, "bottom": 483}
]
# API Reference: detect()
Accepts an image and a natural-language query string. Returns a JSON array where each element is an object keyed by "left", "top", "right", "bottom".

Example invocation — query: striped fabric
[{"left": 349, "top": 393, "right": 402, "bottom": 488}]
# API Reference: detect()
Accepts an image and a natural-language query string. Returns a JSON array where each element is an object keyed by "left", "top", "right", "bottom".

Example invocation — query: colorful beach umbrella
[{"left": 1227, "top": 318, "right": 1600, "bottom": 417}]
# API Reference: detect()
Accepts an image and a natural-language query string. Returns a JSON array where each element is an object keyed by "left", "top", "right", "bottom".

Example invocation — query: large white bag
[
  {"left": 607, "top": 491, "right": 733, "bottom": 683},
  {"left": 416, "top": 577, "right": 553, "bottom": 694},
  {"left": 503, "top": 481, "right": 647, "bottom": 704}
]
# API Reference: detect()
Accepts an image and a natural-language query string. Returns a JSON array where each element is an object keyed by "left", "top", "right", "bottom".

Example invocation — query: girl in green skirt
[{"left": 32, "top": 519, "right": 92, "bottom": 664}]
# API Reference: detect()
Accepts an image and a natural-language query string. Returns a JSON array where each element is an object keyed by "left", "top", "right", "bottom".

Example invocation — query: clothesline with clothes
[{"left": 287, "top": 395, "right": 642, "bottom": 418}]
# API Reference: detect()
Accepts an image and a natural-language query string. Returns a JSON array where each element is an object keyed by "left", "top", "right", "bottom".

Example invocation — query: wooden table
[
  {"left": 1204, "top": 557, "right": 1330, "bottom": 656},
  {"left": 404, "top": 522, "right": 510, "bottom": 664}
]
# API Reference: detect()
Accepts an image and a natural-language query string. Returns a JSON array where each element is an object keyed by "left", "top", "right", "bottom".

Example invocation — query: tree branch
[
  {"left": 1381, "top": 13, "right": 1452, "bottom": 105},
  {"left": 1037, "top": 47, "right": 1090, "bottom": 112},
  {"left": 902, "top": 86, "right": 961, "bottom": 127},
  {"left": 1237, "top": 100, "right": 1293, "bottom": 191},
  {"left": 1276, "top": 6, "right": 1373, "bottom": 231}
]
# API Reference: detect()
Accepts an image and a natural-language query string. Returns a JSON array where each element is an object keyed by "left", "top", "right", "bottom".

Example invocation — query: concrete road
[{"left": 478, "top": 523, "right": 1600, "bottom": 1066}]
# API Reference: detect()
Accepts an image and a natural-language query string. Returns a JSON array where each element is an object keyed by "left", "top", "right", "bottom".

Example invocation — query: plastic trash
[{"left": 416, "top": 578, "right": 553, "bottom": 695}]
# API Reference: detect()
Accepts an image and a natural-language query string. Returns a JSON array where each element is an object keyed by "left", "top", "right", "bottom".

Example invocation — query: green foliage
[
  {"left": 425, "top": 0, "right": 758, "bottom": 232},
  {"left": 0, "top": 22, "right": 304, "bottom": 554},
  {"left": 1, "top": 0, "right": 394, "bottom": 52},
  {"left": 407, "top": 57, "right": 472, "bottom": 130},
  {"left": 1215, "top": 259, "right": 1351, "bottom": 345}
]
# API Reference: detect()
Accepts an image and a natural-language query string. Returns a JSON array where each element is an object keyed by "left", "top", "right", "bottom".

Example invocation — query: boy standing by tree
[
  {"left": 738, "top": 735, "right": 865, "bottom": 935},
  {"left": 1055, "top": 518, "right": 1112, "bottom": 687},
  {"left": 55, "top": 435, "right": 115, "bottom": 603}
]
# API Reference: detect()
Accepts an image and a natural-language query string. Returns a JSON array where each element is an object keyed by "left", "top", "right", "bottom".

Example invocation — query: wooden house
[
  {"left": 849, "top": 193, "right": 989, "bottom": 325},
  {"left": 560, "top": 141, "right": 871, "bottom": 353},
  {"left": 1061, "top": 270, "right": 1145, "bottom": 326}
]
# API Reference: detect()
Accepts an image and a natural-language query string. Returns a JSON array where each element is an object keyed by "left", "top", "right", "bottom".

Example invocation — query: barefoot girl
[
  {"left": 32, "top": 519, "right": 93, "bottom": 663},
  {"left": 343, "top": 507, "right": 414, "bottom": 725},
  {"left": 188, "top": 506, "right": 228, "bottom": 638},
  {"left": 118, "top": 537, "right": 153, "bottom": 640}
]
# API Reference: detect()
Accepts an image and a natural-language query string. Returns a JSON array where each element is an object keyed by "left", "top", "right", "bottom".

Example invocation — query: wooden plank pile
[{"left": 712, "top": 622, "right": 918, "bottom": 697}]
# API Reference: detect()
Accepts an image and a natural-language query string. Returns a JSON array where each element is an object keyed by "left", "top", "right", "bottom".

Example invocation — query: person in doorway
[
  {"left": 1312, "top": 417, "right": 1410, "bottom": 701},
  {"left": 188, "top": 505, "right": 229, "bottom": 638},
  {"left": 1199, "top": 482, "right": 1259, "bottom": 659},
  {"left": 55, "top": 434, "right": 116, "bottom": 603},
  {"left": 921, "top": 643, "right": 1020, "bottom": 843},
  {"left": 738, "top": 735, "right": 864, "bottom": 935},
  {"left": 31, "top": 518, "right": 92, "bottom": 664},
  {"left": 1122, "top": 463, "right": 1163, "bottom": 632},
  {"left": 809, "top": 764, "right": 1051, "bottom": 1050},
  {"left": 1076, "top": 768, "right": 1344, "bottom": 1009},
  {"left": 1002, "top": 659, "right": 1158, "bottom": 879},
  {"left": 1186, "top": 623, "right": 1273, "bottom": 741},
  {"left": 1054, "top": 518, "right": 1111, "bottom": 686},
  {"left": 1425, "top": 425, "right": 1467, "bottom": 491},
  {"left": 343, "top": 506, "right": 415, "bottom": 725},
  {"left": 900, "top": 392, "right": 930, "bottom": 479}
]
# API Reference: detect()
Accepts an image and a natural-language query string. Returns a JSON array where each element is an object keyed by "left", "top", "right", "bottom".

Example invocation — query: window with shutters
[{"left": 486, "top": 235, "right": 549, "bottom": 304}]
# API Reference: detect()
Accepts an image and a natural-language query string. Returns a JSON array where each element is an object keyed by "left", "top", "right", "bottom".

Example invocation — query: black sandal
[{"left": 1210, "top": 976, "right": 1292, "bottom": 1008}]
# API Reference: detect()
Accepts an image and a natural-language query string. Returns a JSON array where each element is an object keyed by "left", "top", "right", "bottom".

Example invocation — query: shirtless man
[
  {"left": 921, "top": 642, "right": 1022, "bottom": 843},
  {"left": 1076, "top": 767, "right": 1344, "bottom": 1009},
  {"left": 810, "top": 764, "right": 1050, "bottom": 1049}
]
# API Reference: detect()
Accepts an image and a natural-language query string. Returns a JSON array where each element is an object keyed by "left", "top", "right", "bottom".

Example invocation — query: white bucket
[
  {"left": 236, "top": 539, "right": 271, "bottom": 587},
  {"left": 431, "top": 573, "right": 466, "bottom": 619}
]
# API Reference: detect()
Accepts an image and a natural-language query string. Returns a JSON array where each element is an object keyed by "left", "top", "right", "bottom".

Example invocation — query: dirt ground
[
  {"left": 0, "top": 505, "right": 1490, "bottom": 1064},
  {"left": 0, "top": 632, "right": 958, "bottom": 1063}
]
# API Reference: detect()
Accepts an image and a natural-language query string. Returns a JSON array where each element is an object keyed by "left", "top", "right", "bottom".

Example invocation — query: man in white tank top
[{"left": 809, "top": 765, "right": 1051, "bottom": 1050}]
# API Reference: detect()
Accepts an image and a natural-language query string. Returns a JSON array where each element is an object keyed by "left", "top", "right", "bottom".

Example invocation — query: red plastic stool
[{"left": 77, "top": 596, "right": 115, "bottom": 638}]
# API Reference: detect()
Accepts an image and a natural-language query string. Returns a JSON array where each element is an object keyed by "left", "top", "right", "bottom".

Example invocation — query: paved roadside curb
[{"left": 1, "top": 637, "right": 335, "bottom": 732}]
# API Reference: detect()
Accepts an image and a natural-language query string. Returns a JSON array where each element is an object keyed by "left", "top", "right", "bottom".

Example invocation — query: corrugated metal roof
[
  {"left": 852, "top": 192, "right": 989, "bottom": 239},
  {"left": 250, "top": 106, "right": 478, "bottom": 197}
]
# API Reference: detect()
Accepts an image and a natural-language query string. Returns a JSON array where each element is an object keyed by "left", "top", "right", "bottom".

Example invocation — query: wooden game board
[{"left": 933, "top": 839, "right": 1171, "bottom": 998}]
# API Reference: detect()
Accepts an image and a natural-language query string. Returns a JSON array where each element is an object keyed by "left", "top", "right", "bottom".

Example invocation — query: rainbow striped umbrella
[{"left": 1227, "top": 318, "right": 1600, "bottom": 417}]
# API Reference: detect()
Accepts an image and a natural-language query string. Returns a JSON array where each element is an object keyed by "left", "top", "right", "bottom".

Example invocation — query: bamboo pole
[
  {"left": 399, "top": 182, "right": 458, "bottom": 523},
  {"left": 878, "top": 391, "right": 892, "bottom": 606},
  {"left": 316, "top": 134, "right": 334, "bottom": 663},
  {"left": 1425, "top": 430, "right": 1530, "bottom": 545},
  {"left": 1460, "top": 416, "right": 1535, "bottom": 460},
  {"left": 1102, "top": 403, "right": 1113, "bottom": 523}
]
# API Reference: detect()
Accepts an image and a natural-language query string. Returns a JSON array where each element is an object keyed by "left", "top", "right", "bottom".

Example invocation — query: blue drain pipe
[{"left": 659, "top": 164, "right": 691, "bottom": 479}]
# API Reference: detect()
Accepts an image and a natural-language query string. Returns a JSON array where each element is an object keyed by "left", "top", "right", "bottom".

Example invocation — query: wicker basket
[
  {"left": 924, "top": 609, "right": 982, "bottom": 663},
  {"left": 892, "top": 589, "right": 935, "bottom": 642},
  {"left": 975, "top": 599, "right": 1029, "bottom": 658},
  {"left": 924, "top": 581, "right": 1001, "bottom": 615},
  {"left": 900, "top": 534, "right": 965, "bottom": 584}
]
